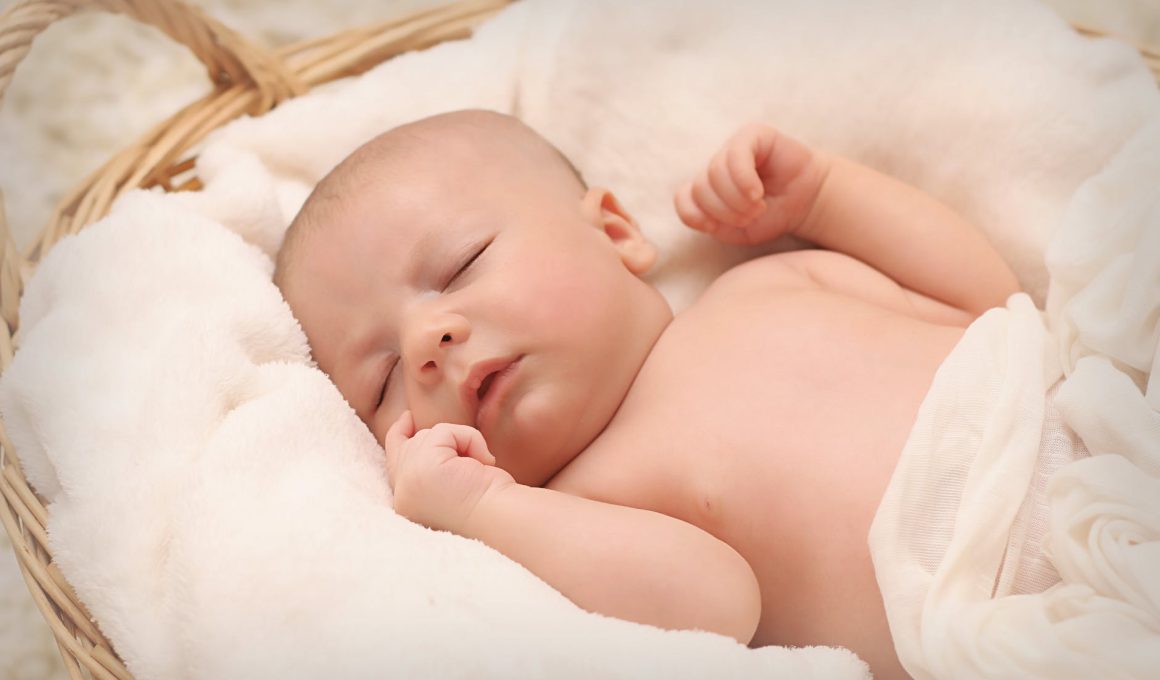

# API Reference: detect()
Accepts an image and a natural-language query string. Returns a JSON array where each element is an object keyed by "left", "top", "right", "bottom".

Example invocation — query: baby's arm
[
  {"left": 464, "top": 483, "right": 761, "bottom": 642},
  {"left": 675, "top": 123, "right": 1020, "bottom": 317},
  {"left": 384, "top": 413, "right": 761, "bottom": 643}
]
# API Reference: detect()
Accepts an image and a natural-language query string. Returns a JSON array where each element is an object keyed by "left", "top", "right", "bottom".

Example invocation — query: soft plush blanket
[{"left": 1, "top": 0, "right": 1157, "bottom": 677}]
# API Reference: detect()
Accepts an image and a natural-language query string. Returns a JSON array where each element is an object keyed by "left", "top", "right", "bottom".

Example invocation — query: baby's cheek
[
  {"left": 373, "top": 395, "right": 411, "bottom": 443},
  {"left": 524, "top": 262, "right": 605, "bottom": 328}
]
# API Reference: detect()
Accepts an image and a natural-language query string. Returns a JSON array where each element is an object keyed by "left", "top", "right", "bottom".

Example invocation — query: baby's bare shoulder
[
  {"left": 693, "top": 250, "right": 849, "bottom": 314},
  {"left": 700, "top": 249, "right": 974, "bottom": 327}
]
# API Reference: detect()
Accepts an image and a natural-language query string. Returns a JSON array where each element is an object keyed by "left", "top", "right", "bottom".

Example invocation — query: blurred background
[{"left": 0, "top": 0, "right": 1157, "bottom": 677}]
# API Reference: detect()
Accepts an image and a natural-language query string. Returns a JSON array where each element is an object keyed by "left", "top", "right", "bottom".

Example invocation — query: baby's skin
[{"left": 277, "top": 111, "right": 1020, "bottom": 679}]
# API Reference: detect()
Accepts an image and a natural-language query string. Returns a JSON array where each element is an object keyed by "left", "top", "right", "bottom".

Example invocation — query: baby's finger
[
  {"left": 708, "top": 149, "right": 757, "bottom": 215},
  {"left": 674, "top": 183, "right": 714, "bottom": 232},
  {"left": 728, "top": 135, "right": 766, "bottom": 203},
  {"left": 714, "top": 223, "right": 761, "bottom": 247},
  {"left": 430, "top": 422, "right": 496, "bottom": 465},
  {"left": 691, "top": 175, "right": 744, "bottom": 227},
  {"left": 383, "top": 410, "right": 416, "bottom": 482}
]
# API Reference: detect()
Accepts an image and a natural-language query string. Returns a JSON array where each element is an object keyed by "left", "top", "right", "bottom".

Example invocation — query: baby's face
[{"left": 282, "top": 131, "right": 669, "bottom": 485}]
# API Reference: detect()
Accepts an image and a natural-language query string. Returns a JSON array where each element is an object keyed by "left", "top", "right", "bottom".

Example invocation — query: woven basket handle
[
  {"left": 0, "top": 0, "right": 305, "bottom": 107},
  {"left": 0, "top": 0, "right": 306, "bottom": 354},
  {"left": 1, "top": 194, "right": 18, "bottom": 366}
]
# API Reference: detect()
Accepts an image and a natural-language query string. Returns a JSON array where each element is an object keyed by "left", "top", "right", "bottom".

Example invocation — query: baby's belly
[{"left": 599, "top": 289, "right": 963, "bottom": 676}]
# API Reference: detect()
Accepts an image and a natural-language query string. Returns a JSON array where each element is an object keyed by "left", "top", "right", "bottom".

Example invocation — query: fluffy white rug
[{"left": 0, "top": 1, "right": 1156, "bottom": 678}]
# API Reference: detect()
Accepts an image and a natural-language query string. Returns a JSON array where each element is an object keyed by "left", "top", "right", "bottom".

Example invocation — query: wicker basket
[{"left": 0, "top": 1, "right": 1157, "bottom": 677}]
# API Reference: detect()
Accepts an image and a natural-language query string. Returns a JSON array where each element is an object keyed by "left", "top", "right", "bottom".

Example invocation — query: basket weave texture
[{"left": 0, "top": 1, "right": 1156, "bottom": 677}]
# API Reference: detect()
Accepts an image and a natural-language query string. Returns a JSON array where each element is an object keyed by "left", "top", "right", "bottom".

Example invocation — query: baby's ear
[{"left": 582, "top": 188, "right": 656, "bottom": 275}]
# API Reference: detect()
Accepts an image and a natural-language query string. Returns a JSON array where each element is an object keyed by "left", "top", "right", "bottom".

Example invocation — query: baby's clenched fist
[
  {"left": 675, "top": 122, "right": 829, "bottom": 246},
  {"left": 384, "top": 411, "right": 515, "bottom": 534}
]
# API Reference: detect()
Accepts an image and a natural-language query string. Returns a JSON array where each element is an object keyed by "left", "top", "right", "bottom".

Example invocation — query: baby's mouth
[
  {"left": 463, "top": 355, "right": 522, "bottom": 428},
  {"left": 476, "top": 371, "right": 498, "bottom": 402},
  {"left": 466, "top": 355, "right": 524, "bottom": 434}
]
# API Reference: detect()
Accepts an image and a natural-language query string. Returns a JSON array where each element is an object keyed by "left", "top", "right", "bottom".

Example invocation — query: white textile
[{"left": 869, "top": 121, "right": 1160, "bottom": 680}]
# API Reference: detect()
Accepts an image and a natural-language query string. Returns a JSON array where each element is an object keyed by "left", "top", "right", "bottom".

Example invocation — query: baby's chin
[
  {"left": 496, "top": 411, "right": 601, "bottom": 487},
  {"left": 489, "top": 435, "right": 570, "bottom": 487}
]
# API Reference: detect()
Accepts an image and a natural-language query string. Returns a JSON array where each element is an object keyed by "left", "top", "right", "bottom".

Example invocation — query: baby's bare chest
[
  {"left": 570, "top": 276, "right": 962, "bottom": 560},
  {"left": 549, "top": 270, "right": 966, "bottom": 645}
]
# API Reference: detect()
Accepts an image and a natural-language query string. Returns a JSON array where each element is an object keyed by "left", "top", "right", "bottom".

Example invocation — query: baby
[{"left": 275, "top": 109, "right": 1021, "bottom": 679}]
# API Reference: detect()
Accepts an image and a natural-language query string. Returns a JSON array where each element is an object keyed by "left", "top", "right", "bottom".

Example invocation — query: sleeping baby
[{"left": 274, "top": 109, "right": 1030, "bottom": 679}]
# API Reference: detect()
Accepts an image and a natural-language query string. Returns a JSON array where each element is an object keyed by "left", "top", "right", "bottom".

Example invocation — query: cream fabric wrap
[{"left": 870, "top": 119, "right": 1160, "bottom": 680}]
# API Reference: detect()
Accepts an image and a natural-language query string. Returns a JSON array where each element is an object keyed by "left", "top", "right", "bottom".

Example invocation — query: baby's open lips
[
  {"left": 461, "top": 356, "right": 520, "bottom": 424},
  {"left": 477, "top": 371, "right": 498, "bottom": 401}
]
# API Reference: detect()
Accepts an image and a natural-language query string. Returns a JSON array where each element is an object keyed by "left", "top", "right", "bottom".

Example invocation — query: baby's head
[{"left": 276, "top": 110, "right": 672, "bottom": 485}]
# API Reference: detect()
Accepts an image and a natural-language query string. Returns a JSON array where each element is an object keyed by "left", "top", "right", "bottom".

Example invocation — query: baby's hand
[
  {"left": 674, "top": 123, "right": 829, "bottom": 246},
  {"left": 383, "top": 411, "right": 515, "bottom": 534}
]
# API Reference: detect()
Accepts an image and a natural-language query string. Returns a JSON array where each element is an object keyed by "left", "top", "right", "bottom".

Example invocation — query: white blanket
[{"left": 1, "top": 0, "right": 1158, "bottom": 677}]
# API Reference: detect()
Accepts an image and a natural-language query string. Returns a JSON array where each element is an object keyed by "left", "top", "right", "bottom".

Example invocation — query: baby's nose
[{"left": 405, "top": 312, "right": 470, "bottom": 382}]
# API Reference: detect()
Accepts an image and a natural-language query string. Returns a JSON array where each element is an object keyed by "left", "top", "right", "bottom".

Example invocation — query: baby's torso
[{"left": 549, "top": 253, "right": 964, "bottom": 675}]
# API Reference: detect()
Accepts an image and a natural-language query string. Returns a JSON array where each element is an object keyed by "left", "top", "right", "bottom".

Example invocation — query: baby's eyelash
[
  {"left": 376, "top": 360, "right": 397, "bottom": 408},
  {"left": 447, "top": 239, "right": 491, "bottom": 288}
]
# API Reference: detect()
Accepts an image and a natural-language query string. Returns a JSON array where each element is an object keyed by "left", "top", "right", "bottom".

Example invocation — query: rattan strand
[
  {"left": 0, "top": 194, "right": 18, "bottom": 367},
  {"left": 0, "top": 0, "right": 305, "bottom": 110},
  {"left": 0, "top": 0, "right": 1155, "bottom": 677}
]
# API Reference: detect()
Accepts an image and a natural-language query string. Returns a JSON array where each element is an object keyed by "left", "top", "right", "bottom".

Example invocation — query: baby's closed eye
[
  {"left": 445, "top": 238, "right": 492, "bottom": 291},
  {"left": 371, "top": 355, "right": 400, "bottom": 413}
]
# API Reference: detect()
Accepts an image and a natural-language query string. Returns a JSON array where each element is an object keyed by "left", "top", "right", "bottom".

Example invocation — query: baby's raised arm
[
  {"left": 676, "top": 123, "right": 1020, "bottom": 317},
  {"left": 384, "top": 413, "right": 761, "bottom": 643}
]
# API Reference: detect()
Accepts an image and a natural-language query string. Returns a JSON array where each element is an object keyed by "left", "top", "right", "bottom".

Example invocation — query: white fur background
[{"left": 0, "top": 1, "right": 1156, "bottom": 678}]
